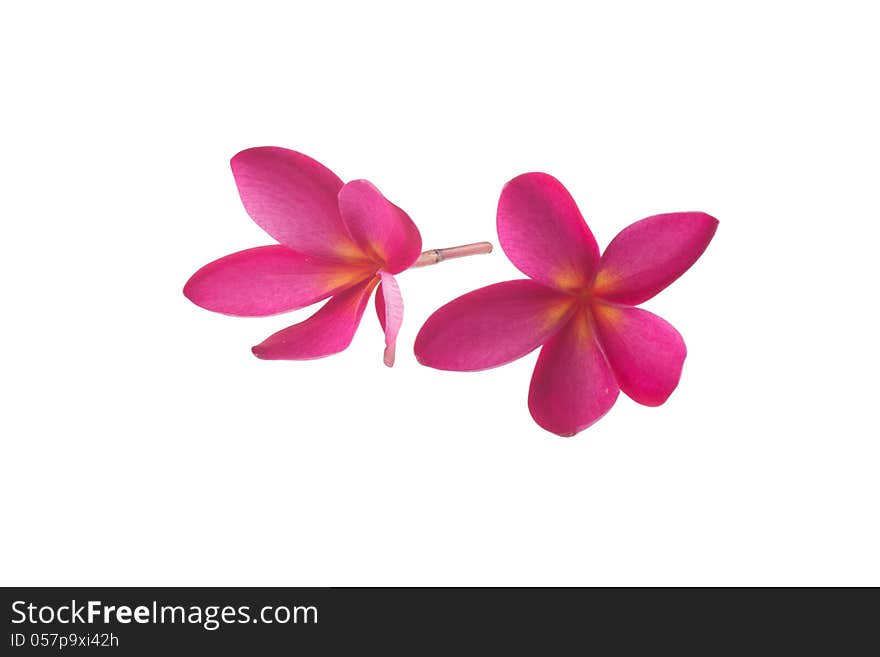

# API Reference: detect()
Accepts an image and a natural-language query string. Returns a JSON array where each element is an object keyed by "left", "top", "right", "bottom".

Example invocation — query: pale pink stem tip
[{"left": 411, "top": 241, "right": 494, "bottom": 268}]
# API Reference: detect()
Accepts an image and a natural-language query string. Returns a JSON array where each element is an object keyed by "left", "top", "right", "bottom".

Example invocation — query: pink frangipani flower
[
  {"left": 184, "top": 147, "right": 424, "bottom": 366},
  {"left": 184, "top": 147, "right": 491, "bottom": 366},
  {"left": 414, "top": 172, "right": 718, "bottom": 436}
]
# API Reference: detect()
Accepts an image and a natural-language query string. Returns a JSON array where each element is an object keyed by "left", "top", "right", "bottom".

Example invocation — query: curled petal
[
  {"left": 497, "top": 172, "right": 600, "bottom": 291},
  {"left": 252, "top": 278, "right": 378, "bottom": 360},
  {"left": 184, "top": 245, "right": 374, "bottom": 317},
  {"left": 593, "top": 303, "right": 686, "bottom": 407},
  {"left": 230, "top": 147, "right": 363, "bottom": 261},
  {"left": 593, "top": 212, "right": 719, "bottom": 305},
  {"left": 376, "top": 272, "right": 404, "bottom": 367},
  {"left": 338, "top": 180, "right": 422, "bottom": 274},
  {"left": 415, "top": 280, "right": 575, "bottom": 371},
  {"left": 528, "top": 310, "right": 619, "bottom": 436},
  {"left": 375, "top": 281, "right": 387, "bottom": 332}
]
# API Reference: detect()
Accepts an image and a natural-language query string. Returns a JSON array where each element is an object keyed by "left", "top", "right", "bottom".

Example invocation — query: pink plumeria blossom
[
  {"left": 415, "top": 172, "right": 718, "bottom": 436},
  {"left": 184, "top": 147, "right": 421, "bottom": 366}
]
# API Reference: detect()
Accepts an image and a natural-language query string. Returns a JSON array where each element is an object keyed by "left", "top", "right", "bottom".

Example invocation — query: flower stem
[{"left": 411, "top": 241, "right": 494, "bottom": 268}]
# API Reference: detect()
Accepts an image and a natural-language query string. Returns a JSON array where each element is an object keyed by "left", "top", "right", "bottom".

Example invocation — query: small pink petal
[
  {"left": 230, "top": 147, "right": 363, "bottom": 261},
  {"left": 338, "top": 180, "right": 422, "bottom": 274},
  {"left": 593, "top": 212, "right": 718, "bottom": 305},
  {"left": 374, "top": 281, "right": 387, "bottom": 332},
  {"left": 377, "top": 272, "right": 403, "bottom": 367},
  {"left": 528, "top": 310, "right": 619, "bottom": 436},
  {"left": 252, "top": 278, "right": 377, "bottom": 360},
  {"left": 414, "top": 280, "right": 575, "bottom": 371},
  {"left": 497, "top": 173, "right": 600, "bottom": 291},
  {"left": 184, "top": 245, "right": 374, "bottom": 317},
  {"left": 592, "top": 303, "right": 686, "bottom": 406}
]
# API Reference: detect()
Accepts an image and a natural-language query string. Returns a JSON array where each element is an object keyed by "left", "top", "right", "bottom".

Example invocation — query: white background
[{"left": 2, "top": 1, "right": 878, "bottom": 586}]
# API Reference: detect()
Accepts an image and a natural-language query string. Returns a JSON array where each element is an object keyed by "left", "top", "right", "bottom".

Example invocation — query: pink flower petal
[
  {"left": 251, "top": 277, "right": 378, "bottom": 360},
  {"left": 497, "top": 173, "right": 600, "bottom": 291},
  {"left": 414, "top": 280, "right": 575, "bottom": 371},
  {"left": 183, "top": 245, "right": 374, "bottom": 317},
  {"left": 377, "top": 272, "right": 403, "bottom": 367},
  {"left": 374, "top": 281, "right": 387, "bottom": 332},
  {"left": 592, "top": 303, "right": 686, "bottom": 406},
  {"left": 528, "top": 310, "right": 619, "bottom": 436},
  {"left": 593, "top": 212, "right": 718, "bottom": 305},
  {"left": 338, "top": 180, "right": 422, "bottom": 274},
  {"left": 230, "top": 147, "right": 363, "bottom": 261}
]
